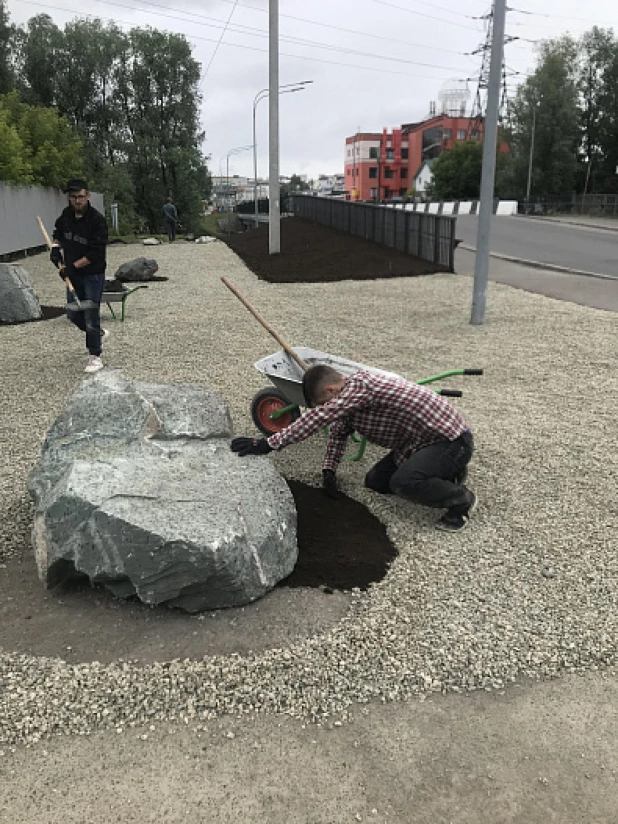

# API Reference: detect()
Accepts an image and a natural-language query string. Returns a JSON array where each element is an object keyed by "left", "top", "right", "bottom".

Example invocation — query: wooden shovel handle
[
  {"left": 36, "top": 215, "right": 78, "bottom": 295},
  {"left": 221, "top": 277, "right": 310, "bottom": 372}
]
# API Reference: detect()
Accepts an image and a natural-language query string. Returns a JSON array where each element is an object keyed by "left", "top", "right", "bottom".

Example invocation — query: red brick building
[{"left": 344, "top": 115, "right": 483, "bottom": 202}]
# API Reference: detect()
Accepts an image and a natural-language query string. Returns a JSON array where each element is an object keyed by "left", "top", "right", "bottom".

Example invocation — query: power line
[
  {"left": 13, "top": 0, "right": 475, "bottom": 75},
  {"left": 508, "top": 6, "right": 618, "bottom": 28},
  {"left": 369, "top": 0, "right": 485, "bottom": 32},
  {"left": 11, "top": 0, "right": 475, "bottom": 81},
  {"left": 200, "top": 0, "right": 239, "bottom": 85},
  {"left": 121, "top": 0, "right": 479, "bottom": 59}
]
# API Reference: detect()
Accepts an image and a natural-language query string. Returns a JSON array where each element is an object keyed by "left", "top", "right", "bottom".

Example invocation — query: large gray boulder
[
  {"left": 0, "top": 263, "right": 42, "bottom": 323},
  {"left": 114, "top": 257, "right": 159, "bottom": 281},
  {"left": 27, "top": 371, "right": 297, "bottom": 612}
]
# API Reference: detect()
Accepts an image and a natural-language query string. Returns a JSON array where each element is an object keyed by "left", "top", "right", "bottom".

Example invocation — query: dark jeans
[
  {"left": 364, "top": 431, "right": 474, "bottom": 513},
  {"left": 66, "top": 273, "right": 106, "bottom": 356},
  {"left": 165, "top": 219, "right": 176, "bottom": 242}
]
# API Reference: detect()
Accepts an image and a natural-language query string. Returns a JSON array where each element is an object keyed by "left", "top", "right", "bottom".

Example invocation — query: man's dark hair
[{"left": 302, "top": 364, "right": 344, "bottom": 407}]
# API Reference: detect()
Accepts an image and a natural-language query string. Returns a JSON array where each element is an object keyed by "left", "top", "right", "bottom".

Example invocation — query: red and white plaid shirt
[{"left": 267, "top": 370, "right": 470, "bottom": 472}]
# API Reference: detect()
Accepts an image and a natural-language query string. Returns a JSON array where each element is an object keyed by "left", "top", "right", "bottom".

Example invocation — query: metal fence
[
  {"left": 520, "top": 193, "right": 618, "bottom": 216},
  {"left": 0, "top": 183, "right": 105, "bottom": 257},
  {"left": 289, "top": 196, "right": 456, "bottom": 271}
]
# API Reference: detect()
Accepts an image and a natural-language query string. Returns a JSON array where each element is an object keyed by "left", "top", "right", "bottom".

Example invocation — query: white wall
[{"left": 0, "top": 184, "right": 105, "bottom": 256}]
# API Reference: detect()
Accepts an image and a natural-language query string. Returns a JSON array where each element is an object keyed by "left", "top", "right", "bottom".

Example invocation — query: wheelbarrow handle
[
  {"left": 463, "top": 368, "right": 483, "bottom": 376},
  {"left": 437, "top": 389, "right": 463, "bottom": 398}
]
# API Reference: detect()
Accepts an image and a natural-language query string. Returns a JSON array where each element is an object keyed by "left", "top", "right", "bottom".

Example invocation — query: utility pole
[
  {"left": 470, "top": 0, "right": 507, "bottom": 326},
  {"left": 269, "top": 0, "right": 280, "bottom": 254}
]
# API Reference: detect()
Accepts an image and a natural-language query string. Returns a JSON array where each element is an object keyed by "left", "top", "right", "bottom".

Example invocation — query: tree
[
  {"left": 0, "top": 0, "right": 13, "bottom": 93},
  {"left": 280, "top": 173, "right": 310, "bottom": 197},
  {"left": 428, "top": 140, "right": 508, "bottom": 200},
  {"left": 0, "top": 91, "right": 83, "bottom": 187},
  {"left": 16, "top": 14, "right": 62, "bottom": 107},
  {"left": 504, "top": 36, "right": 580, "bottom": 199}
]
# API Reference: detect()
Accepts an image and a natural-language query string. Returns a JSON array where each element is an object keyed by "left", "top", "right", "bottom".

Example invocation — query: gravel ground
[{"left": 0, "top": 238, "right": 616, "bottom": 746}]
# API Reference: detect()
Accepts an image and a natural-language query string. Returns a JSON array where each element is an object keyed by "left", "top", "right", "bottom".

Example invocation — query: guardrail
[{"left": 288, "top": 195, "right": 456, "bottom": 271}]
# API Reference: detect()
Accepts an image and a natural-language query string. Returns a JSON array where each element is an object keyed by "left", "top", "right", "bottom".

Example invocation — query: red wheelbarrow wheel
[{"left": 250, "top": 387, "right": 301, "bottom": 436}]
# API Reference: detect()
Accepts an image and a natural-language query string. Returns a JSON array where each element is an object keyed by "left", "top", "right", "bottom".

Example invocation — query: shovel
[
  {"left": 36, "top": 216, "right": 82, "bottom": 309},
  {"left": 221, "top": 277, "right": 309, "bottom": 372}
]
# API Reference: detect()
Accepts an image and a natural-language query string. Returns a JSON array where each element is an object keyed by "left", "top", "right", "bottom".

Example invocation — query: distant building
[
  {"left": 344, "top": 114, "right": 484, "bottom": 202},
  {"left": 413, "top": 159, "right": 436, "bottom": 195},
  {"left": 316, "top": 174, "right": 346, "bottom": 197}
]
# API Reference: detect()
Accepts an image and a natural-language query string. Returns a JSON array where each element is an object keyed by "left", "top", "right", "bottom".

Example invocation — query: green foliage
[
  {"left": 0, "top": 0, "right": 13, "bottom": 93},
  {"left": 10, "top": 16, "right": 210, "bottom": 231},
  {"left": 282, "top": 173, "right": 310, "bottom": 196},
  {"left": 0, "top": 91, "right": 83, "bottom": 187},
  {"left": 428, "top": 141, "right": 508, "bottom": 200}
]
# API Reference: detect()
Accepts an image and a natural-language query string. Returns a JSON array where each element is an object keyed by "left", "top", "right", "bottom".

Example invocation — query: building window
[
  {"left": 443, "top": 128, "right": 452, "bottom": 140},
  {"left": 384, "top": 187, "right": 391, "bottom": 198},
  {"left": 400, "top": 167, "right": 408, "bottom": 178},
  {"left": 370, "top": 188, "right": 377, "bottom": 199},
  {"left": 399, "top": 188, "right": 407, "bottom": 197},
  {"left": 386, "top": 149, "right": 394, "bottom": 160},
  {"left": 401, "top": 148, "right": 408, "bottom": 159},
  {"left": 369, "top": 147, "right": 378, "bottom": 159},
  {"left": 457, "top": 129, "right": 466, "bottom": 140},
  {"left": 369, "top": 167, "right": 377, "bottom": 178},
  {"left": 471, "top": 130, "right": 479, "bottom": 140},
  {"left": 384, "top": 168, "right": 394, "bottom": 179}
]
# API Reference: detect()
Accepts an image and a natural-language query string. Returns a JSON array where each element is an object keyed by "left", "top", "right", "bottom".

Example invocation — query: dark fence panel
[{"left": 288, "top": 196, "right": 456, "bottom": 270}]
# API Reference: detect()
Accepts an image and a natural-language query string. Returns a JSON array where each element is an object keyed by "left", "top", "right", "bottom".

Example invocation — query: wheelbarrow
[{"left": 250, "top": 346, "right": 483, "bottom": 461}]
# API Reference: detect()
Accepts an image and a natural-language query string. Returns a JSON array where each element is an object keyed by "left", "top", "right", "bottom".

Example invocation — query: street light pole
[
  {"left": 253, "top": 82, "right": 311, "bottom": 226},
  {"left": 470, "top": 0, "right": 507, "bottom": 326},
  {"left": 526, "top": 102, "right": 537, "bottom": 203}
]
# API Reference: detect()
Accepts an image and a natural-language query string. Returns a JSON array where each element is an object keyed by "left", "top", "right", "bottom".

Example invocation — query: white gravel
[{"left": 0, "top": 236, "right": 617, "bottom": 746}]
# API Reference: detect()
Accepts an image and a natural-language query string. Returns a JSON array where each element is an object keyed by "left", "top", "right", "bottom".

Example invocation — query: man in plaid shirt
[{"left": 231, "top": 364, "right": 476, "bottom": 531}]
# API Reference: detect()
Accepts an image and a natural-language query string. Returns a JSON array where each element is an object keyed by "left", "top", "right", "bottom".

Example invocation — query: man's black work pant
[
  {"left": 66, "top": 273, "right": 105, "bottom": 356},
  {"left": 364, "top": 431, "right": 474, "bottom": 512}
]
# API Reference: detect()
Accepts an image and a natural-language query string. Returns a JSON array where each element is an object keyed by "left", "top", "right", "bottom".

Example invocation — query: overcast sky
[{"left": 6, "top": 0, "right": 618, "bottom": 180}]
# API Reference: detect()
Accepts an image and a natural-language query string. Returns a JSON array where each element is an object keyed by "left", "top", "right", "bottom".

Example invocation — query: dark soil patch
[
  {"left": 0, "top": 482, "right": 396, "bottom": 664},
  {"left": 281, "top": 480, "right": 396, "bottom": 591},
  {"left": 223, "top": 217, "right": 446, "bottom": 283},
  {"left": 0, "top": 305, "right": 65, "bottom": 326}
]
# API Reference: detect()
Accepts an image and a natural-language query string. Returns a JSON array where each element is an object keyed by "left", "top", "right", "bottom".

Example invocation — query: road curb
[
  {"left": 517, "top": 216, "right": 618, "bottom": 233},
  {"left": 459, "top": 245, "right": 618, "bottom": 282}
]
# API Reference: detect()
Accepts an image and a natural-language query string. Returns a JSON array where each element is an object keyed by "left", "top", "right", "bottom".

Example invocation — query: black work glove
[
  {"left": 322, "top": 469, "right": 339, "bottom": 500},
  {"left": 231, "top": 437, "right": 273, "bottom": 457},
  {"left": 50, "top": 246, "right": 63, "bottom": 269}
]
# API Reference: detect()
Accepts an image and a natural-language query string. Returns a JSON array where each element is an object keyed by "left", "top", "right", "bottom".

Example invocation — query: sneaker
[
  {"left": 101, "top": 328, "right": 110, "bottom": 344},
  {"left": 436, "top": 492, "right": 477, "bottom": 532},
  {"left": 85, "top": 355, "right": 104, "bottom": 374}
]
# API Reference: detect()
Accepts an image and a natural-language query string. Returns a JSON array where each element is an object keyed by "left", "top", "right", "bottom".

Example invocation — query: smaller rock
[
  {"left": 195, "top": 236, "right": 217, "bottom": 244},
  {"left": 142, "top": 238, "right": 161, "bottom": 246},
  {"left": 114, "top": 258, "right": 159, "bottom": 282}
]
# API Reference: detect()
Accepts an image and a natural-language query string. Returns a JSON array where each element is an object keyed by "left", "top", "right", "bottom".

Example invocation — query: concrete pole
[
  {"left": 470, "top": 0, "right": 507, "bottom": 326},
  {"left": 268, "top": 0, "right": 280, "bottom": 254}
]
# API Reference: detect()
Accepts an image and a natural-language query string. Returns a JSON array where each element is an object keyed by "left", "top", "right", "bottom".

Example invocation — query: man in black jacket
[{"left": 51, "top": 179, "right": 109, "bottom": 374}]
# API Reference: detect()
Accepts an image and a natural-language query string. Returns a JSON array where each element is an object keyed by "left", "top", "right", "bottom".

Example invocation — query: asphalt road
[{"left": 456, "top": 215, "right": 618, "bottom": 276}]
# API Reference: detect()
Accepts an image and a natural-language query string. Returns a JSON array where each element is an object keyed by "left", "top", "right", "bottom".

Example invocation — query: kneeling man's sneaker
[
  {"left": 85, "top": 355, "right": 104, "bottom": 374},
  {"left": 436, "top": 492, "right": 477, "bottom": 532}
]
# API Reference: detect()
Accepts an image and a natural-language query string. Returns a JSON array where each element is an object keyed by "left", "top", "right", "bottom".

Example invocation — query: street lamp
[
  {"left": 253, "top": 80, "right": 313, "bottom": 224},
  {"left": 225, "top": 144, "right": 254, "bottom": 213},
  {"left": 526, "top": 98, "right": 540, "bottom": 205}
]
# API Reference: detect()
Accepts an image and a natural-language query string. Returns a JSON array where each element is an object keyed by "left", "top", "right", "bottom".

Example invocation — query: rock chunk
[
  {"left": 27, "top": 371, "right": 297, "bottom": 611},
  {"left": 114, "top": 257, "right": 159, "bottom": 282},
  {"left": 0, "top": 263, "right": 42, "bottom": 323}
]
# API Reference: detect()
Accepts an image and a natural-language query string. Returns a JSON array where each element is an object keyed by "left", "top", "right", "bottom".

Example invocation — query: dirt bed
[{"left": 222, "top": 217, "right": 446, "bottom": 282}]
